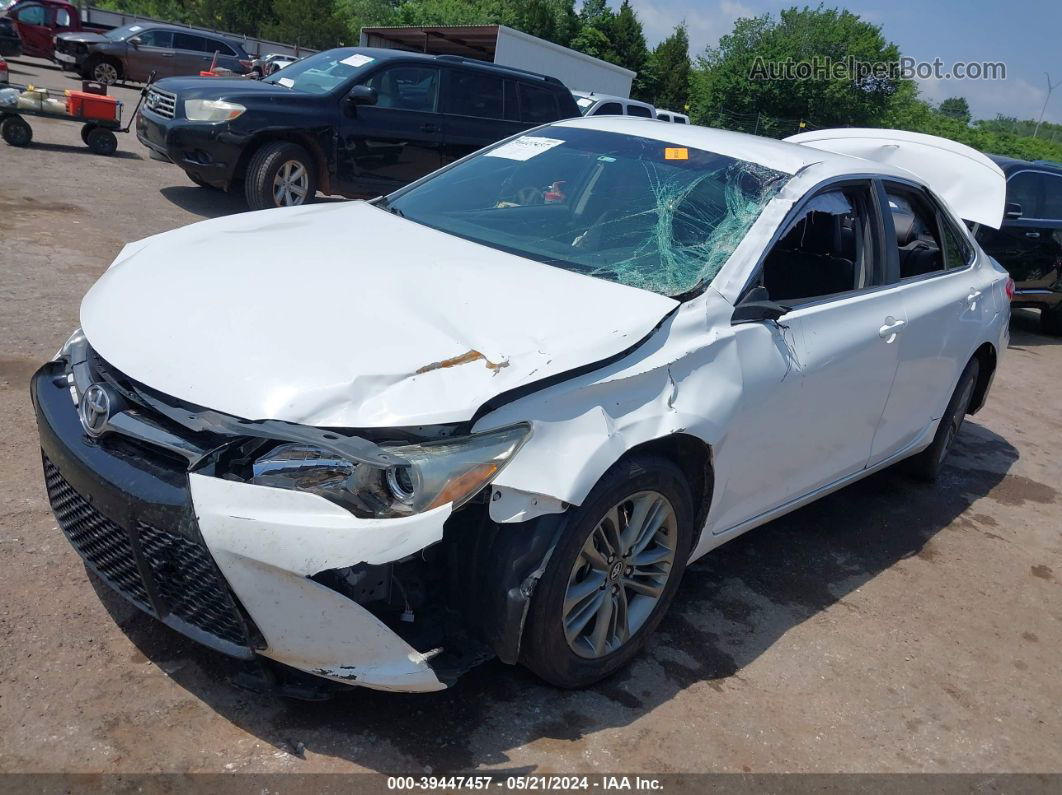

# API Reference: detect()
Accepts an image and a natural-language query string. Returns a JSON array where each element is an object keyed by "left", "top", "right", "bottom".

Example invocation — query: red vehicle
[{"left": 2, "top": 0, "right": 105, "bottom": 60}]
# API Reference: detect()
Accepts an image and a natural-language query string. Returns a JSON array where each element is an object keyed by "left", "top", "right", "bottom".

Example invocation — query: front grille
[
  {"left": 145, "top": 86, "right": 177, "bottom": 119},
  {"left": 43, "top": 456, "right": 252, "bottom": 653}
]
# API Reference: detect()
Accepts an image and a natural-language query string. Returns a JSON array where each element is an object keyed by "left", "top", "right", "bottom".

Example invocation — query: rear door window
[
  {"left": 445, "top": 70, "right": 504, "bottom": 119},
  {"left": 592, "top": 102, "right": 623, "bottom": 116},
  {"left": 173, "top": 33, "right": 206, "bottom": 52},
  {"left": 885, "top": 187, "right": 946, "bottom": 279},
  {"left": 138, "top": 29, "right": 173, "bottom": 48},
  {"left": 627, "top": 104, "right": 653, "bottom": 118},
  {"left": 518, "top": 82, "right": 558, "bottom": 124}
]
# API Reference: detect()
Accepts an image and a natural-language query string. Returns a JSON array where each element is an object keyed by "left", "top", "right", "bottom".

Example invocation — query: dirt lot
[{"left": 1, "top": 57, "right": 1060, "bottom": 775}]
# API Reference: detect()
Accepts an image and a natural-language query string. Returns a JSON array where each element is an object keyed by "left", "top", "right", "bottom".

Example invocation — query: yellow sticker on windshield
[{"left": 664, "top": 147, "right": 689, "bottom": 160}]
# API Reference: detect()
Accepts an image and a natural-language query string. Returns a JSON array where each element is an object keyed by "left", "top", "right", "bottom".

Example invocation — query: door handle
[
  {"left": 420, "top": 123, "right": 439, "bottom": 133},
  {"left": 967, "top": 289, "right": 982, "bottom": 301},
  {"left": 878, "top": 318, "right": 906, "bottom": 339},
  {"left": 161, "top": 52, "right": 174, "bottom": 57},
  {"left": 1024, "top": 231, "right": 1040, "bottom": 239}
]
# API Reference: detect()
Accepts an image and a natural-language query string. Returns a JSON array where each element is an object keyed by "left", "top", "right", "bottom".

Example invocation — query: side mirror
[
  {"left": 129, "top": 36, "right": 141, "bottom": 48},
  {"left": 732, "top": 286, "right": 790, "bottom": 325},
  {"left": 1004, "top": 201, "right": 1023, "bottom": 220},
  {"left": 346, "top": 84, "right": 377, "bottom": 107}
]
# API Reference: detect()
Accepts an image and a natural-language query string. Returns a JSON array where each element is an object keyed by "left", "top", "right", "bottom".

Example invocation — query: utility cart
[{"left": 0, "top": 82, "right": 144, "bottom": 155}]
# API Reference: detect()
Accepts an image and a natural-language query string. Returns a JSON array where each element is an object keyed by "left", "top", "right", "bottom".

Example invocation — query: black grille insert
[{"left": 43, "top": 456, "right": 252, "bottom": 653}]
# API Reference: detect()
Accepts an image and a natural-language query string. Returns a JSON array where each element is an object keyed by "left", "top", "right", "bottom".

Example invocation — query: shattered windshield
[{"left": 389, "top": 127, "right": 788, "bottom": 297}]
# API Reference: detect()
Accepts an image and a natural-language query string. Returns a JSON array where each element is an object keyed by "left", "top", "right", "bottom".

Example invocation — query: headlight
[
  {"left": 250, "top": 424, "right": 531, "bottom": 518},
  {"left": 184, "top": 99, "right": 245, "bottom": 122}
]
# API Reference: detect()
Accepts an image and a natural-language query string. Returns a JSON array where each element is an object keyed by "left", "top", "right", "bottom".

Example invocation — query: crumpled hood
[{"left": 81, "top": 202, "right": 677, "bottom": 427}]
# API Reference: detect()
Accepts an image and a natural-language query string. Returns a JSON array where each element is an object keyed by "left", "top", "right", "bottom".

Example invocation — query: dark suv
[
  {"left": 977, "top": 156, "right": 1062, "bottom": 334},
  {"left": 136, "top": 47, "right": 580, "bottom": 210}
]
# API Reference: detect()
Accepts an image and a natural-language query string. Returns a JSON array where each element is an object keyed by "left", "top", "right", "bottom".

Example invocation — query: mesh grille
[
  {"left": 44, "top": 457, "right": 152, "bottom": 610},
  {"left": 43, "top": 457, "right": 250, "bottom": 650},
  {"left": 139, "top": 523, "right": 248, "bottom": 646}
]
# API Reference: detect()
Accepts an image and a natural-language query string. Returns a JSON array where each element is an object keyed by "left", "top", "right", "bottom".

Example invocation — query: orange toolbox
[{"left": 66, "top": 91, "right": 120, "bottom": 122}]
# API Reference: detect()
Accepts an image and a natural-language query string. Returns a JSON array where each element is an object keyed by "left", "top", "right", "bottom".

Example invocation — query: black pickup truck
[{"left": 137, "top": 46, "right": 580, "bottom": 210}]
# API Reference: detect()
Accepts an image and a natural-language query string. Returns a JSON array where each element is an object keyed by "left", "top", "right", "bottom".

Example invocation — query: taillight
[{"left": 1004, "top": 277, "right": 1015, "bottom": 300}]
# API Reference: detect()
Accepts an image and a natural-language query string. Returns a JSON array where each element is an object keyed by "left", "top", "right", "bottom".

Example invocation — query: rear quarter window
[
  {"left": 627, "top": 105, "right": 653, "bottom": 118},
  {"left": 592, "top": 101, "right": 623, "bottom": 116},
  {"left": 518, "top": 82, "right": 559, "bottom": 124}
]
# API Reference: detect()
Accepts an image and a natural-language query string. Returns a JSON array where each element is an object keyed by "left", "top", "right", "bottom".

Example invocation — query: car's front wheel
[
  {"left": 521, "top": 455, "right": 694, "bottom": 688},
  {"left": 244, "top": 141, "right": 317, "bottom": 210},
  {"left": 86, "top": 56, "right": 121, "bottom": 85}
]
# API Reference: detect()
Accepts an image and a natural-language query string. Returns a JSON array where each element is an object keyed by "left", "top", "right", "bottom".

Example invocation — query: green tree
[
  {"left": 263, "top": 0, "right": 345, "bottom": 50},
  {"left": 937, "top": 96, "right": 971, "bottom": 124},
  {"left": 649, "top": 23, "right": 690, "bottom": 111},
  {"left": 611, "top": 0, "right": 651, "bottom": 100},
  {"left": 690, "top": 7, "right": 907, "bottom": 134}
]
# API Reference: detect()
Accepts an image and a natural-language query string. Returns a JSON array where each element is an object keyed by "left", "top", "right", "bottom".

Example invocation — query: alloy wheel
[
  {"left": 272, "top": 160, "right": 309, "bottom": 207},
  {"left": 562, "top": 490, "right": 678, "bottom": 659},
  {"left": 93, "top": 62, "right": 118, "bottom": 84}
]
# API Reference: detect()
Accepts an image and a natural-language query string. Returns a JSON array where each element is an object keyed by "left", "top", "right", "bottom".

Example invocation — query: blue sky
[{"left": 624, "top": 0, "right": 1062, "bottom": 124}]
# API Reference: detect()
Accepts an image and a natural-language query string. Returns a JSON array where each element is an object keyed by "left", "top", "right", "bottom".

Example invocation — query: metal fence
[{"left": 81, "top": 6, "right": 319, "bottom": 59}]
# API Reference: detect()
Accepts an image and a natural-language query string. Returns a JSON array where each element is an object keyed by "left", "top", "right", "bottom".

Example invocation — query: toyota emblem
[{"left": 78, "top": 384, "right": 112, "bottom": 437}]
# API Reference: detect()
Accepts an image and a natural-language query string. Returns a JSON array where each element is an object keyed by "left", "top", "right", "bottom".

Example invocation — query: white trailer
[{"left": 359, "top": 24, "right": 635, "bottom": 97}]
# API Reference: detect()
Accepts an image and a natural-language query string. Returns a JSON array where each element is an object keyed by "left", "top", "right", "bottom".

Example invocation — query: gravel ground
[{"left": 1, "top": 57, "right": 1060, "bottom": 775}]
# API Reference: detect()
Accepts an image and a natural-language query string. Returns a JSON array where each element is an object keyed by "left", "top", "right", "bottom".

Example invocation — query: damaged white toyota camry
[{"left": 33, "top": 118, "right": 1012, "bottom": 693}]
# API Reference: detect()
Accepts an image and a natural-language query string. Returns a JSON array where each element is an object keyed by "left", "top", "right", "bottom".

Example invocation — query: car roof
[
  {"left": 322, "top": 47, "right": 564, "bottom": 86},
  {"left": 988, "top": 153, "right": 1062, "bottom": 175},
  {"left": 552, "top": 115, "right": 914, "bottom": 179},
  {"left": 118, "top": 22, "right": 246, "bottom": 47},
  {"left": 572, "top": 90, "right": 653, "bottom": 108}
]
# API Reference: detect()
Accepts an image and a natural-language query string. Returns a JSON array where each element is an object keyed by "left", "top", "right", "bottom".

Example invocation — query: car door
[
  {"left": 336, "top": 63, "right": 444, "bottom": 196},
  {"left": 128, "top": 28, "right": 175, "bottom": 80},
  {"left": 711, "top": 181, "right": 907, "bottom": 534},
  {"left": 171, "top": 32, "right": 210, "bottom": 76},
  {"left": 977, "top": 170, "right": 1062, "bottom": 300},
  {"left": 438, "top": 67, "right": 524, "bottom": 166},
  {"left": 11, "top": 2, "right": 51, "bottom": 57},
  {"left": 868, "top": 180, "right": 992, "bottom": 466}
]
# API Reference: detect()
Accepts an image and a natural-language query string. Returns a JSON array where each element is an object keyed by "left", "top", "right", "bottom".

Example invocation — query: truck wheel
[
  {"left": 244, "top": 141, "right": 317, "bottom": 210},
  {"left": 89, "top": 57, "right": 121, "bottom": 85},
  {"left": 520, "top": 455, "right": 694, "bottom": 688},
  {"left": 86, "top": 127, "right": 118, "bottom": 156},
  {"left": 1039, "top": 306, "right": 1062, "bottom": 336},
  {"left": 1, "top": 116, "right": 32, "bottom": 147}
]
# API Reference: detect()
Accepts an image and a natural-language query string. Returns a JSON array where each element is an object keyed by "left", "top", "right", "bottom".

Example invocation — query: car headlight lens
[
  {"left": 250, "top": 424, "right": 530, "bottom": 518},
  {"left": 184, "top": 99, "right": 245, "bottom": 122}
]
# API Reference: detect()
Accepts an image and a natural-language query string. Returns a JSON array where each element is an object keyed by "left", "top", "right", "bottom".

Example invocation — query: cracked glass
[{"left": 388, "top": 127, "right": 789, "bottom": 297}]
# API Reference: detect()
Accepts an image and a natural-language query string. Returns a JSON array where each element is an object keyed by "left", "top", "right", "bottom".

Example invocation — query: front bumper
[
  {"left": 31, "top": 363, "right": 447, "bottom": 692},
  {"left": 136, "top": 109, "right": 243, "bottom": 187}
]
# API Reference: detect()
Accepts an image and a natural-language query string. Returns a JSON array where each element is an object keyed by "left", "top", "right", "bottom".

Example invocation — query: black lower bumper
[
  {"left": 31, "top": 363, "right": 258, "bottom": 658},
  {"left": 136, "top": 110, "right": 242, "bottom": 187}
]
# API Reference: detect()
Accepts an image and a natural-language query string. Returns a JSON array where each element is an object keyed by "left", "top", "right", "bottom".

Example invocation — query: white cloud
[
  {"left": 627, "top": 0, "right": 754, "bottom": 54},
  {"left": 917, "top": 74, "right": 1060, "bottom": 124}
]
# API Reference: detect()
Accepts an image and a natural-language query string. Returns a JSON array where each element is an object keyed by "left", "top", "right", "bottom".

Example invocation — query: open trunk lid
[{"left": 785, "top": 128, "right": 1006, "bottom": 228}]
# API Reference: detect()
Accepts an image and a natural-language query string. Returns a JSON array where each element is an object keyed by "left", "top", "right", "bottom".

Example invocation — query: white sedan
[{"left": 33, "top": 118, "right": 1011, "bottom": 692}]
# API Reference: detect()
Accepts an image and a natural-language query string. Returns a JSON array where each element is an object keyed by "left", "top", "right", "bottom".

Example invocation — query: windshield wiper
[{"left": 374, "top": 197, "right": 405, "bottom": 218}]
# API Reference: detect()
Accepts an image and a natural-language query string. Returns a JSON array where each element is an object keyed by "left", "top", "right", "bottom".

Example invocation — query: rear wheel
[
  {"left": 520, "top": 455, "right": 694, "bottom": 688},
  {"left": 86, "top": 127, "right": 117, "bottom": 156},
  {"left": 244, "top": 141, "right": 317, "bottom": 210},
  {"left": 1039, "top": 306, "right": 1062, "bottom": 336},
  {"left": 80, "top": 123, "right": 97, "bottom": 145},
  {"left": 1, "top": 115, "right": 32, "bottom": 147},
  {"left": 906, "top": 357, "right": 980, "bottom": 482}
]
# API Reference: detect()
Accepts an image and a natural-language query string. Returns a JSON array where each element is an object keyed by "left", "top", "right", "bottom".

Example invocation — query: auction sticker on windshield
[
  {"left": 485, "top": 136, "right": 565, "bottom": 161},
  {"left": 341, "top": 53, "right": 375, "bottom": 68}
]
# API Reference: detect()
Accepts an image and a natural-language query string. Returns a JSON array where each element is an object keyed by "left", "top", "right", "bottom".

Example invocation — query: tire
[
  {"left": 88, "top": 57, "right": 121, "bottom": 85},
  {"left": 1039, "top": 306, "right": 1062, "bottom": 336},
  {"left": 1, "top": 115, "right": 32, "bottom": 147},
  {"left": 80, "top": 123, "right": 97, "bottom": 145},
  {"left": 906, "top": 357, "right": 980, "bottom": 482},
  {"left": 520, "top": 454, "right": 695, "bottom": 688},
  {"left": 243, "top": 141, "right": 317, "bottom": 210},
  {"left": 86, "top": 127, "right": 117, "bottom": 156}
]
